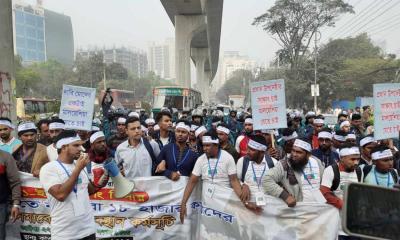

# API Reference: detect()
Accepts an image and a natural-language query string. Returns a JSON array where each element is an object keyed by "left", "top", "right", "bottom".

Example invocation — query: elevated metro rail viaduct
[{"left": 160, "top": 0, "right": 223, "bottom": 103}]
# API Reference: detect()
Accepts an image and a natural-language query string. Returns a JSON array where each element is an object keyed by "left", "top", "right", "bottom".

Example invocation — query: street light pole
[{"left": 313, "top": 30, "right": 319, "bottom": 113}]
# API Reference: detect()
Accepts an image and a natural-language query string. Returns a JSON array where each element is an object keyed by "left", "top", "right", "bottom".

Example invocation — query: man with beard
[
  {"left": 320, "top": 144, "right": 362, "bottom": 239},
  {"left": 0, "top": 118, "right": 21, "bottom": 154},
  {"left": 227, "top": 110, "right": 239, "bottom": 139},
  {"left": 311, "top": 128, "right": 339, "bottom": 168},
  {"left": 281, "top": 128, "right": 298, "bottom": 159},
  {"left": 359, "top": 135, "right": 378, "bottom": 166},
  {"left": 46, "top": 119, "right": 65, "bottom": 162},
  {"left": 87, "top": 131, "right": 110, "bottom": 188},
  {"left": 264, "top": 138, "right": 325, "bottom": 207},
  {"left": 237, "top": 135, "right": 277, "bottom": 212},
  {"left": 363, "top": 145, "right": 398, "bottom": 188},
  {"left": 153, "top": 111, "right": 175, "bottom": 150},
  {"left": 179, "top": 132, "right": 249, "bottom": 223},
  {"left": 39, "top": 130, "right": 106, "bottom": 239},
  {"left": 193, "top": 125, "right": 207, "bottom": 155},
  {"left": 37, "top": 119, "right": 52, "bottom": 146},
  {"left": 107, "top": 117, "right": 128, "bottom": 156},
  {"left": 154, "top": 121, "right": 198, "bottom": 181},
  {"left": 235, "top": 117, "right": 254, "bottom": 157},
  {"left": 12, "top": 122, "right": 49, "bottom": 177},
  {"left": 217, "top": 123, "right": 239, "bottom": 163}
]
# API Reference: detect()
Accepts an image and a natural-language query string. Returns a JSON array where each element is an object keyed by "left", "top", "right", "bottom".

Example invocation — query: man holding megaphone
[{"left": 39, "top": 130, "right": 108, "bottom": 240}]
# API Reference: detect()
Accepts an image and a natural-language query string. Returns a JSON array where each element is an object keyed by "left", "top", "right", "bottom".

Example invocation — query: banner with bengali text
[
  {"left": 6, "top": 173, "right": 340, "bottom": 240},
  {"left": 373, "top": 83, "right": 400, "bottom": 140},
  {"left": 250, "top": 79, "right": 287, "bottom": 130}
]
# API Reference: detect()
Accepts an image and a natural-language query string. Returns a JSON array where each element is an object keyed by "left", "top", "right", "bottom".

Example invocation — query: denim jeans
[{"left": 0, "top": 203, "right": 8, "bottom": 240}]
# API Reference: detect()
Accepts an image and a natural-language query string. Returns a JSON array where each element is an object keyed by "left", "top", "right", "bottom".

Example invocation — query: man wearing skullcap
[
  {"left": 107, "top": 117, "right": 128, "bottom": 156},
  {"left": 0, "top": 117, "right": 21, "bottom": 154},
  {"left": 12, "top": 122, "right": 49, "bottom": 177}
]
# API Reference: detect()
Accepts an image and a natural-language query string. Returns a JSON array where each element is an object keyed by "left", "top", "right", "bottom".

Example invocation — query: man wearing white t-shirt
[
  {"left": 46, "top": 119, "right": 65, "bottom": 162},
  {"left": 40, "top": 130, "right": 108, "bottom": 240},
  {"left": 264, "top": 138, "right": 325, "bottom": 207},
  {"left": 180, "top": 132, "right": 247, "bottom": 223},
  {"left": 237, "top": 135, "right": 277, "bottom": 212},
  {"left": 320, "top": 144, "right": 362, "bottom": 239}
]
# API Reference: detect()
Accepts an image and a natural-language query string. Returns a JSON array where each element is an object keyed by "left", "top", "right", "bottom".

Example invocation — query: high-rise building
[
  {"left": 213, "top": 51, "right": 256, "bottom": 91},
  {"left": 12, "top": 0, "right": 74, "bottom": 65},
  {"left": 76, "top": 47, "right": 148, "bottom": 78},
  {"left": 147, "top": 38, "right": 175, "bottom": 80}
]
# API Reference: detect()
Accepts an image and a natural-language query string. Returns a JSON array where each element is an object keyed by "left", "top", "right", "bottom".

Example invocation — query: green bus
[{"left": 152, "top": 86, "right": 201, "bottom": 114}]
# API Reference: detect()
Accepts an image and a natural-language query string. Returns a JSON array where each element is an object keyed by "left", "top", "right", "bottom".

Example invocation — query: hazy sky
[{"left": 29, "top": 0, "right": 400, "bottom": 65}]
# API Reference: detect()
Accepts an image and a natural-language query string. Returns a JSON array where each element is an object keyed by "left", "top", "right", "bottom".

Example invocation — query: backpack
[
  {"left": 241, "top": 153, "right": 275, "bottom": 182},
  {"left": 331, "top": 163, "right": 362, "bottom": 191},
  {"left": 142, "top": 138, "right": 158, "bottom": 175},
  {"left": 362, "top": 165, "right": 399, "bottom": 184}
]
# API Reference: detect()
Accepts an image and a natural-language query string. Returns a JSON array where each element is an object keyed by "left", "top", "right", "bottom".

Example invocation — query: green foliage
[{"left": 216, "top": 69, "right": 254, "bottom": 103}]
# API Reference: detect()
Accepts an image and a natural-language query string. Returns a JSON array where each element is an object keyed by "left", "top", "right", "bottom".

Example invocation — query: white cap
[
  {"left": 248, "top": 139, "right": 267, "bottom": 151},
  {"left": 49, "top": 122, "right": 65, "bottom": 130},
  {"left": 90, "top": 131, "right": 105, "bottom": 143},
  {"left": 216, "top": 126, "right": 230, "bottom": 135},
  {"left": 345, "top": 133, "right": 356, "bottom": 140},
  {"left": 128, "top": 112, "right": 139, "bottom": 118},
  {"left": 56, "top": 135, "right": 82, "bottom": 149},
  {"left": 360, "top": 136, "right": 376, "bottom": 147},
  {"left": 145, "top": 118, "right": 155, "bottom": 125},
  {"left": 0, "top": 119, "right": 15, "bottom": 129},
  {"left": 117, "top": 117, "right": 126, "bottom": 124},
  {"left": 17, "top": 122, "right": 37, "bottom": 133},
  {"left": 244, "top": 118, "right": 253, "bottom": 124},
  {"left": 202, "top": 136, "right": 219, "bottom": 144},
  {"left": 195, "top": 126, "right": 207, "bottom": 138},
  {"left": 293, "top": 139, "right": 312, "bottom": 152},
  {"left": 340, "top": 121, "right": 350, "bottom": 128},
  {"left": 314, "top": 118, "right": 324, "bottom": 125},
  {"left": 339, "top": 147, "right": 360, "bottom": 157},
  {"left": 318, "top": 131, "right": 332, "bottom": 139},
  {"left": 176, "top": 122, "right": 190, "bottom": 132}
]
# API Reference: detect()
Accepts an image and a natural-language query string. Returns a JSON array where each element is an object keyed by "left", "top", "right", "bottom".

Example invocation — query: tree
[
  {"left": 216, "top": 70, "right": 254, "bottom": 103},
  {"left": 74, "top": 53, "right": 105, "bottom": 88},
  {"left": 106, "top": 62, "right": 128, "bottom": 80},
  {"left": 253, "top": 0, "right": 353, "bottom": 72}
]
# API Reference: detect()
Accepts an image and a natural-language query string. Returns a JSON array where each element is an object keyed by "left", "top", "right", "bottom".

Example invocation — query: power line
[
  {"left": 364, "top": 14, "right": 400, "bottom": 33},
  {"left": 335, "top": 0, "right": 392, "bottom": 38},
  {"left": 349, "top": 0, "right": 400, "bottom": 36},
  {"left": 328, "top": 0, "right": 382, "bottom": 39},
  {"left": 369, "top": 17, "right": 400, "bottom": 36}
]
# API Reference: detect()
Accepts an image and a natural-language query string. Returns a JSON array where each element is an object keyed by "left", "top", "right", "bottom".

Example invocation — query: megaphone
[{"left": 103, "top": 159, "right": 135, "bottom": 199}]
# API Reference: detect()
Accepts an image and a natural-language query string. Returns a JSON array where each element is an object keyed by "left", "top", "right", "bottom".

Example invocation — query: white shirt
[
  {"left": 301, "top": 157, "right": 322, "bottom": 202},
  {"left": 321, "top": 165, "right": 359, "bottom": 200},
  {"left": 115, "top": 138, "right": 160, "bottom": 181},
  {"left": 47, "top": 144, "right": 58, "bottom": 162},
  {"left": 39, "top": 161, "right": 95, "bottom": 239},
  {"left": 192, "top": 150, "right": 236, "bottom": 188},
  {"left": 236, "top": 156, "right": 277, "bottom": 202}
]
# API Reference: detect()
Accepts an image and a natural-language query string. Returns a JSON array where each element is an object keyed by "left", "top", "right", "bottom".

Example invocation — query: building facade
[{"left": 147, "top": 38, "right": 175, "bottom": 80}]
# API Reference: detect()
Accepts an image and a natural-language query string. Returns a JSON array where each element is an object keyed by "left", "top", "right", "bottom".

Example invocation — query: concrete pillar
[
  {"left": 0, "top": 0, "right": 16, "bottom": 121},
  {"left": 204, "top": 70, "right": 211, "bottom": 103},
  {"left": 191, "top": 47, "right": 210, "bottom": 103},
  {"left": 175, "top": 15, "right": 206, "bottom": 88}
]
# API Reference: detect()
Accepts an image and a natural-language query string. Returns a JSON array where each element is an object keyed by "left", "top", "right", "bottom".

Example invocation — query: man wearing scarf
[
  {"left": 311, "top": 128, "right": 339, "bottom": 168},
  {"left": 12, "top": 122, "right": 49, "bottom": 177},
  {"left": 87, "top": 131, "right": 110, "bottom": 188},
  {"left": 235, "top": 117, "right": 254, "bottom": 157},
  {"left": 264, "top": 138, "right": 325, "bottom": 207}
]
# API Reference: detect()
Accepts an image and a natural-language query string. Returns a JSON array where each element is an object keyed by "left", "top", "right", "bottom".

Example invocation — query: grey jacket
[{"left": 264, "top": 156, "right": 324, "bottom": 202}]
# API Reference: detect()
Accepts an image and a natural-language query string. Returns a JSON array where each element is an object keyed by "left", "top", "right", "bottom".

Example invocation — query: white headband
[
  {"left": 17, "top": 122, "right": 37, "bottom": 133},
  {"left": 333, "top": 134, "right": 346, "bottom": 142},
  {"left": 216, "top": 126, "right": 230, "bottom": 135},
  {"left": 314, "top": 119, "right": 324, "bottom": 125},
  {"left": 176, "top": 122, "right": 190, "bottom": 132},
  {"left": 248, "top": 139, "right": 267, "bottom": 151},
  {"left": 339, "top": 147, "right": 360, "bottom": 157},
  {"left": 282, "top": 131, "right": 298, "bottom": 141},
  {"left": 371, "top": 149, "right": 393, "bottom": 161},
  {"left": 191, "top": 124, "right": 199, "bottom": 132},
  {"left": 195, "top": 126, "right": 207, "bottom": 138},
  {"left": 202, "top": 136, "right": 219, "bottom": 144},
  {"left": 345, "top": 134, "right": 356, "bottom": 140},
  {"left": 0, "top": 120, "right": 14, "bottom": 129},
  {"left": 49, "top": 122, "right": 65, "bottom": 130},
  {"left": 117, "top": 117, "right": 126, "bottom": 124},
  {"left": 293, "top": 139, "right": 312, "bottom": 152},
  {"left": 360, "top": 136, "right": 375, "bottom": 147},
  {"left": 145, "top": 118, "right": 155, "bottom": 125},
  {"left": 90, "top": 131, "right": 105, "bottom": 143},
  {"left": 318, "top": 131, "right": 332, "bottom": 139},
  {"left": 56, "top": 135, "right": 81, "bottom": 149},
  {"left": 340, "top": 121, "right": 350, "bottom": 128},
  {"left": 91, "top": 126, "right": 100, "bottom": 131},
  {"left": 244, "top": 118, "right": 253, "bottom": 124},
  {"left": 128, "top": 112, "right": 139, "bottom": 118}
]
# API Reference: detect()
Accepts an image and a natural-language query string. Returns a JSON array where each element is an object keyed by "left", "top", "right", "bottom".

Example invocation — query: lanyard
[
  {"left": 207, "top": 150, "right": 221, "bottom": 182},
  {"left": 373, "top": 168, "right": 391, "bottom": 187},
  {"left": 302, "top": 161, "right": 314, "bottom": 188},
  {"left": 251, "top": 162, "right": 267, "bottom": 190},
  {"left": 172, "top": 144, "right": 191, "bottom": 169},
  {"left": 57, "top": 160, "right": 77, "bottom": 194}
]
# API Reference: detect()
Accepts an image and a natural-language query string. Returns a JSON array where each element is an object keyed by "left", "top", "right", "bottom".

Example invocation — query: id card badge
[
  {"left": 71, "top": 194, "right": 86, "bottom": 216},
  {"left": 255, "top": 192, "right": 266, "bottom": 206},
  {"left": 311, "top": 188, "right": 326, "bottom": 203},
  {"left": 205, "top": 184, "right": 216, "bottom": 199}
]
